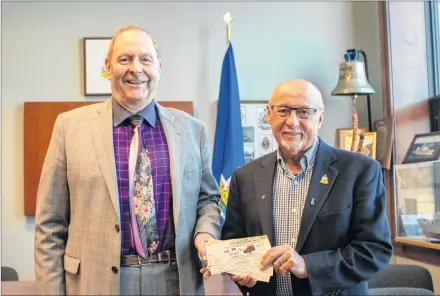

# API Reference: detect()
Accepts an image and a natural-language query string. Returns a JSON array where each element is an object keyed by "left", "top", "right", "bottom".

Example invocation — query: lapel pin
[
  {"left": 320, "top": 174, "right": 329, "bottom": 184},
  {"left": 310, "top": 198, "right": 315, "bottom": 206}
]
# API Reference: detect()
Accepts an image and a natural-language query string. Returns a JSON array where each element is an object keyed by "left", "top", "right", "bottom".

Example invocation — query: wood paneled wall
[{"left": 24, "top": 101, "right": 193, "bottom": 216}]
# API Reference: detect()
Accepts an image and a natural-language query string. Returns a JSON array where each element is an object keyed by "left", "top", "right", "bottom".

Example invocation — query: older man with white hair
[{"left": 205, "top": 79, "right": 393, "bottom": 296}]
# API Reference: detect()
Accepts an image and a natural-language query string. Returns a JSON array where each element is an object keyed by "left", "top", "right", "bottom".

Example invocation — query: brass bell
[{"left": 331, "top": 52, "right": 375, "bottom": 96}]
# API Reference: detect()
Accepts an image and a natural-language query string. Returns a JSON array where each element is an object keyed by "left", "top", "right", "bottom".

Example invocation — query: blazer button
[
  {"left": 115, "top": 224, "right": 120, "bottom": 232},
  {"left": 111, "top": 266, "right": 118, "bottom": 274}
]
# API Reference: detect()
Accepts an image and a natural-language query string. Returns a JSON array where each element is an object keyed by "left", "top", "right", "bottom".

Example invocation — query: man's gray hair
[{"left": 105, "top": 24, "right": 161, "bottom": 62}]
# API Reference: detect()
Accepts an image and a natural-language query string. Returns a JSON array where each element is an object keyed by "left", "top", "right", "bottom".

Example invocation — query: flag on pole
[{"left": 212, "top": 42, "right": 245, "bottom": 224}]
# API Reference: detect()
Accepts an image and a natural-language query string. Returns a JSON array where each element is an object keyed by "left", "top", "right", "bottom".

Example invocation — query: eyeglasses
[{"left": 270, "top": 105, "right": 322, "bottom": 120}]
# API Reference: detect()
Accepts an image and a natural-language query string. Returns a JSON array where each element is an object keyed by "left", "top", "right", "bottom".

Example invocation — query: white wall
[
  {"left": 2, "top": 1, "right": 363, "bottom": 280},
  {"left": 351, "top": 1, "right": 384, "bottom": 128}
]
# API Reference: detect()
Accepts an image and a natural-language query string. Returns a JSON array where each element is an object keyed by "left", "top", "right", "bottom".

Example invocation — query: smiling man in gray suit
[
  {"left": 34, "top": 24, "right": 221, "bottom": 295},
  {"left": 218, "top": 80, "right": 392, "bottom": 296}
]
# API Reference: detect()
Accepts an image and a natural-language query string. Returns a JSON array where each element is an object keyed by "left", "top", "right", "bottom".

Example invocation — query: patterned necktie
[{"left": 129, "top": 115, "right": 160, "bottom": 256}]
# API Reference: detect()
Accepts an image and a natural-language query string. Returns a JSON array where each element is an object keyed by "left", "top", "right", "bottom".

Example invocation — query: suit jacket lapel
[
  {"left": 254, "top": 152, "right": 277, "bottom": 246},
  {"left": 155, "top": 102, "right": 184, "bottom": 228},
  {"left": 90, "top": 99, "right": 121, "bottom": 221},
  {"left": 295, "top": 141, "right": 339, "bottom": 253}
]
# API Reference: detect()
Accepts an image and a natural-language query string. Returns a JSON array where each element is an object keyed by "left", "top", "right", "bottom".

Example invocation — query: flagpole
[
  {"left": 227, "top": 22, "right": 230, "bottom": 44},
  {"left": 223, "top": 12, "right": 233, "bottom": 45},
  {"left": 218, "top": 13, "right": 244, "bottom": 285}
]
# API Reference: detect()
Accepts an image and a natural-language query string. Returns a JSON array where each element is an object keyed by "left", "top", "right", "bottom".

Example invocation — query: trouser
[{"left": 120, "top": 261, "right": 180, "bottom": 295}]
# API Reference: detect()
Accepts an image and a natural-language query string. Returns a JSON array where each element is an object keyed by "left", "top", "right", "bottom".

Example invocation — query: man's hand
[
  {"left": 195, "top": 233, "right": 215, "bottom": 280},
  {"left": 260, "top": 244, "right": 308, "bottom": 278},
  {"left": 199, "top": 267, "right": 212, "bottom": 280},
  {"left": 229, "top": 274, "right": 257, "bottom": 288},
  {"left": 195, "top": 233, "right": 215, "bottom": 263}
]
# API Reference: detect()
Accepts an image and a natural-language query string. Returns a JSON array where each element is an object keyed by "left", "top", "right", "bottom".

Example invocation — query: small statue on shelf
[{"left": 418, "top": 212, "right": 440, "bottom": 241}]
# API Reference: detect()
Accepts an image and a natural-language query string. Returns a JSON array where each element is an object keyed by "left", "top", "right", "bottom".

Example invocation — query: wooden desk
[{"left": 1, "top": 276, "right": 241, "bottom": 295}]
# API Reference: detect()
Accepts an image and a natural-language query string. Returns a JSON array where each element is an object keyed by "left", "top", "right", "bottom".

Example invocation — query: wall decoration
[
  {"left": 83, "top": 37, "right": 112, "bottom": 96},
  {"left": 403, "top": 131, "right": 440, "bottom": 164},
  {"left": 259, "top": 134, "right": 273, "bottom": 156},
  {"left": 240, "top": 101, "right": 278, "bottom": 162},
  {"left": 244, "top": 144, "right": 255, "bottom": 164},
  {"left": 243, "top": 126, "right": 255, "bottom": 143},
  {"left": 240, "top": 106, "right": 246, "bottom": 125},
  {"left": 335, "top": 127, "right": 368, "bottom": 149},
  {"left": 344, "top": 131, "right": 377, "bottom": 159}
]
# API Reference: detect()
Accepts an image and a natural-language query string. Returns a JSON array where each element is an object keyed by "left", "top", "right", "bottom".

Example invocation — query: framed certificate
[
  {"left": 240, "top": 101, "right": 278, "bottom": 163},
  {"left": 83, "top": 37, "right": 112, "bottom": 96}
]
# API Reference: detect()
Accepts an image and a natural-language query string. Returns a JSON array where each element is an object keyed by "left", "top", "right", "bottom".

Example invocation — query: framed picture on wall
[
  {"left": 344, "top": 132, "right": 377, "bottom": 159},
  {"left": 240, "top": 101, "right": 277, "bottom": 163},
  {"left": 83, "top": 37, "right": 112, "bottom": 96},
  {"left": 403, "top": 132, "right": 440, "bottom": 164},
  {"left": 335, "top": 127, "right": 368, "bottom": 149}
]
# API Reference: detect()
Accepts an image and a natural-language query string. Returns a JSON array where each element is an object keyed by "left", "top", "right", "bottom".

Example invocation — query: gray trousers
[{"left": 120, "top": 262, "right": 180, "bottom": 295}]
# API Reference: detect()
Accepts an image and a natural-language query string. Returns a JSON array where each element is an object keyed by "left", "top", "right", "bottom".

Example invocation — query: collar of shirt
[
  {"left": 277, "top": 137, "right": 320, "bottom": 174},
  {"left": 112, "top": 97, "right": 157, "bottom": 128}
]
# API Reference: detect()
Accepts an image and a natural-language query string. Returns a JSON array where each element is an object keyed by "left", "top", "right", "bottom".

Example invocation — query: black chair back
[
  {"left": 1, "top": 266, "right": 19, "bottom": 281},
  {"left": 368, "top": 264, "right": 433, "bottom": 292}
]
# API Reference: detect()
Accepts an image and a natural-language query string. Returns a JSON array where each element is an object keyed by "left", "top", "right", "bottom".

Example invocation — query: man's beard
[
  {"left": 281, "top": 139, "right": 304, "bottom": 151},
  {"left": 280, "top": 129, "right": 305, "bottom": 151}
]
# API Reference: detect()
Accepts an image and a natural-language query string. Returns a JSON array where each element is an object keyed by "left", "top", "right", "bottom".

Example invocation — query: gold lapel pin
[{"left": 320, "top": 174, "right": 329, "bottom": 184}]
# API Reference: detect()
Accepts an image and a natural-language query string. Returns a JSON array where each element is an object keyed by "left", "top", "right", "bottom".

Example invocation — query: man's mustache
[{"left": 281, "top": 129, "right": 302, "bottom": 135}]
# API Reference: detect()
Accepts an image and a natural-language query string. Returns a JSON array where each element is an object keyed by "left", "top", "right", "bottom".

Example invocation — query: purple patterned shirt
[{"left": 113, "top": 99, "right": 175, "bottom": 255}]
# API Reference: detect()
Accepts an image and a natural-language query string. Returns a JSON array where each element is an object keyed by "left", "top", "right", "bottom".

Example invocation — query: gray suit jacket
[{"left": 34, "top": 99, "right": 222, "bottom": 295}]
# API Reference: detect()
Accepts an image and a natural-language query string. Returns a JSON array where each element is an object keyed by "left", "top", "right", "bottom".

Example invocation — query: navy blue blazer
[{"left": 221, "top": 139, "right": 393, "bottom": 296}]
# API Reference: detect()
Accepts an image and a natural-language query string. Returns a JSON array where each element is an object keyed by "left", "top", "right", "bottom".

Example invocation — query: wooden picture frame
[
  {"left": 83, "top": 37, "right": 112, "bottom": 96},
  {"left": 240, "top": 101, "right": 277, "bottom": 163},
  {"left": 335, "top": 127, "right": 368, "bottom": 149},
  {"left": 344, "top": 131, "right": 377, "bottom": 159},
  {"left": 402, "top": 131, "right": 440, "bottom": 164}
]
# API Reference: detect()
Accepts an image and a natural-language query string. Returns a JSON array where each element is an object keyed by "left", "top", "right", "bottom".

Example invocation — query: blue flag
[{"left": 212, "top": 43, "right": 245, "bottom": 223}]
